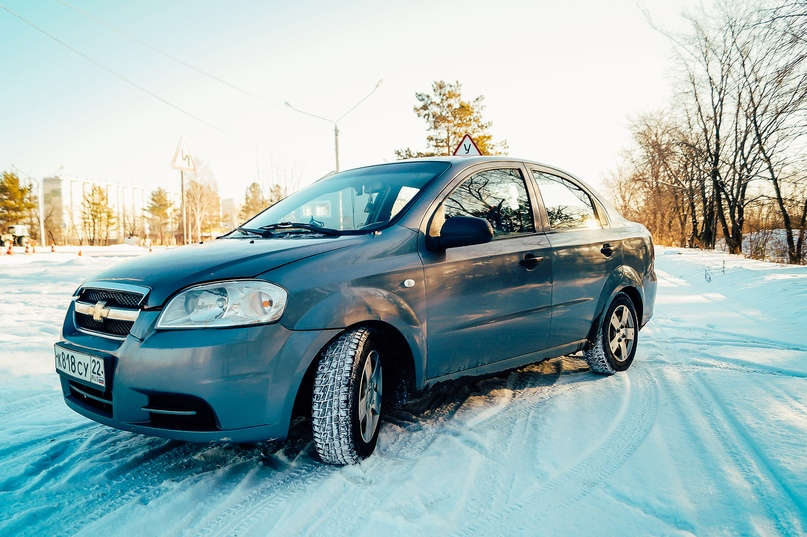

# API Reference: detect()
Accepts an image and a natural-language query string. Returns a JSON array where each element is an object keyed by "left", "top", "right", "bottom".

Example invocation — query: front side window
[
  {"left": 533, "top": 171, "right": 600, "bottom": 230},
  {"left": 431, "top": 168, "right": 535, "bottom": 238}
]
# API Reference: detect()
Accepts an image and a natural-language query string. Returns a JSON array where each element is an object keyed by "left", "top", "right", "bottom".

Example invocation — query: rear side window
[
  {"left": 437, "top": 168, "right": 535, "bottom": 238},
  {"left": 533, "top": 171, "right": 600, "bottom": 230}
]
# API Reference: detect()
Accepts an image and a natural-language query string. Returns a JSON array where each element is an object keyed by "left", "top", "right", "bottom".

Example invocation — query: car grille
[
  {"left": 80, "top": 288, "right": 144, "bottom": 308},
  {"left": 75, "top": 316, "right": 135, "bottom": 337},
  {"left": 74, "top": 286, "right": 147, "bottom": 340},
  {"left": 69, "top": 380, "right": 113, "bottom": 417}
]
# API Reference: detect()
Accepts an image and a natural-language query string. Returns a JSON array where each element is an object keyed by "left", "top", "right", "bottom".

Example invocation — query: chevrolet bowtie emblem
[{"left": 92, "top": 300, "right": 111, "bottom": 322}]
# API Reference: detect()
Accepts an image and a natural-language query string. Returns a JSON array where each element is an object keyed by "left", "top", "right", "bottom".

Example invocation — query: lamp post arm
[
  {"left": 335, "top": 79, "right": 383, "bottom": 123},
  {"left": 283, "top": 102, "right": 335, "bottom": 126}
]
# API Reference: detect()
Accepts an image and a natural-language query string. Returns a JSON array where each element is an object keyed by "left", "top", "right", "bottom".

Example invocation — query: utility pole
[
  {"left": 285, "top": 79, "right": 383, "bottom": 172},
  {"left": 171, "top": 136, "right": 196, "bottom": 245}
]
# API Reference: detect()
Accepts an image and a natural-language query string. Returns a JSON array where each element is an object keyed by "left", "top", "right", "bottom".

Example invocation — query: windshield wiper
[
  {"left": 260, "top": 222, "right": 341, "bottom": 236},
  {"left": 234, "top": 226, "right": 275, "bottom": 238}
]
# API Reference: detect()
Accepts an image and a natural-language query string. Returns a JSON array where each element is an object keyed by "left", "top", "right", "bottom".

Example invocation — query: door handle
[
  {"left": 519, "top": 253, "right": 544, "bottom": 270},
  {"left": 601, "top": 243, "right": 615, "bottom": 257}
]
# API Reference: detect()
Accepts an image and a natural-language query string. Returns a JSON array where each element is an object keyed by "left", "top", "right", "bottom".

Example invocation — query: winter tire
[
  {"left": 312, "top": 327, "right": 383, "bottom": 465},
  {"left": 584, "top": 292, "right": 638, "bottom": 375}
]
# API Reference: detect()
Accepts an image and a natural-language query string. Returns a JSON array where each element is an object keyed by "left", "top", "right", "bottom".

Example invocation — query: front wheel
[
  {"left": 584, "top": 292, "right": 638, "bottom": 375},
  {"left": 312, "top": 328, "right": 383, "bottom": 465}
]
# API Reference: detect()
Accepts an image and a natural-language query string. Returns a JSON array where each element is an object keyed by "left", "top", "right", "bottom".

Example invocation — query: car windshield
[{"left": 239, "top": 161, "right": 451, "bottom": 235}]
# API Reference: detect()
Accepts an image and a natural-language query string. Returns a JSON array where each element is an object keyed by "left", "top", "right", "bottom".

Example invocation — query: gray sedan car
[{"left": 55, "top": 156, "right": 656, "bottom": 465}]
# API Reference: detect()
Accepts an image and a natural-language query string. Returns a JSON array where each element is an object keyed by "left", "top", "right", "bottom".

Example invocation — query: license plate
[{"left": 54, "top": 345, "right": 106, "bottom": 389}]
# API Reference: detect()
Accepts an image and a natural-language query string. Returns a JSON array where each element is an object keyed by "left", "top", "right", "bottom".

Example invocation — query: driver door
[{"left": 419, "top": 165, "right": 553, "bottom": 379}]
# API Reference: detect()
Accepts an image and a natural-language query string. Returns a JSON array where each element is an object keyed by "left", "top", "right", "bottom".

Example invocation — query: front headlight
[{"left": 156, "top": 280, "right": 287, "bottom": 329}]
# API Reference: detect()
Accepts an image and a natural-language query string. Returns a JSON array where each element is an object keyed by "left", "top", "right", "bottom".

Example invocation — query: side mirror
[{"left": 430, "top": 216, "right": 493, "bottom": 250}]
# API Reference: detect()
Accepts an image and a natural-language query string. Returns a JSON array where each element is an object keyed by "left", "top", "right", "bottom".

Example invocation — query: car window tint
[
  {"left": 441, "top": 168, "right": 535, "bottom": 238},
  {"left": 533, "top": 171, "right": 601, "bottom": 230}
]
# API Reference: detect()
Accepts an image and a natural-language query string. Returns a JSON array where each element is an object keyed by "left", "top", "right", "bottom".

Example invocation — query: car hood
[{"left": 80, "top": 237, "right": 358, "bottom": 308}]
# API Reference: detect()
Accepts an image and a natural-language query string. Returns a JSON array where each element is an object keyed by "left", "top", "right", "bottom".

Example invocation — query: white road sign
[{"left": 171, "top": 136, "right": 196, "bottom": 172}]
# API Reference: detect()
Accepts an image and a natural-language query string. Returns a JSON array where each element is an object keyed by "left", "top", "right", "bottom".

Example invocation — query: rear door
[
  {"left": 420, "top": 164, "right": 553, "bottom": 378},
  {"left": 529, "top": 168, "right": 622, "bottom": 348}
]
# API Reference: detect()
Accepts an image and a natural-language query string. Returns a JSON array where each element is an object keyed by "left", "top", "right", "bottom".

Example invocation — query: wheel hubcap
[
  {"left": 358, "top": 350, "right": 382, "bottom": 443},
  {"left": 608, "top": 305, "right": 635, "bottom": 363}
]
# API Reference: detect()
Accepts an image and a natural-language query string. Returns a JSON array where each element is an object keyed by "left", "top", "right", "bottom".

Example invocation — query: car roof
[
  {"left": 348, "top": 155, "right": 572, "bottom": 174},
  {"left": 399, "top": 156, "right": 587, "bottom": 184}
]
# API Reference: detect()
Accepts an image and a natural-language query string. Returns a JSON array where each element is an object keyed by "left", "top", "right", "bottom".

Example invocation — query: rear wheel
[
  {"left": 584, "top": 292, "right": 638, "bottom": 375},
  {"left": 312, "top": 328, "right": 383, "bottom": 465}
]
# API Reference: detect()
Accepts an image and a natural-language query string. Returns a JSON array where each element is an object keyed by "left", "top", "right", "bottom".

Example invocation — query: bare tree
[
  {"left": 185, "top": 159, "right": 221, "bottom": 243},
  {"left": 81, "top": 185, "right": 115, "bottom": 246},
  {"left": 621, "top": 0, "right": 806, "bottom": 261},
  {"left": 675, "top": 4, "right": 752, "bottom": 252},
  {"left": 606, "top": 112, "right": 702, "bottom": 247},
  {"left": 737, "top": 0, "right": 807, "bottom": 263},
  {"left": 252, "top": 154, "right": 304, "bottom": 199}
]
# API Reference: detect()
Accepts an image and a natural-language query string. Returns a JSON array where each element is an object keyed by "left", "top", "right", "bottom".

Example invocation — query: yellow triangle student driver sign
[{"left": 453, "top": 134, "right": 482, "bottom": 156}]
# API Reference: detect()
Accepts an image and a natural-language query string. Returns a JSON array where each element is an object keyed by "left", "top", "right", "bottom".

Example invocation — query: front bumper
[{"left": 58, "top": 308, "right": 340, "bottom": 443}]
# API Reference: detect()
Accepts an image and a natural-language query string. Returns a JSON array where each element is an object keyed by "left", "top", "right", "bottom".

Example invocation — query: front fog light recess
[{"left": 157, "top": 280, "right": 287, "bottom": 328}]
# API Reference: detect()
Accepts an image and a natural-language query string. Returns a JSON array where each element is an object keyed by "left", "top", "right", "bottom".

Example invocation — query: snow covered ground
[{"left": 1, "top": 245, "right": 806, "bottom": 536}]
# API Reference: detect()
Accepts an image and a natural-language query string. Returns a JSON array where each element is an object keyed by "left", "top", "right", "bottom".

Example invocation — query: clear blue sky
[{"left": 0, "top": 0, "right": 695, "bottom": 202}]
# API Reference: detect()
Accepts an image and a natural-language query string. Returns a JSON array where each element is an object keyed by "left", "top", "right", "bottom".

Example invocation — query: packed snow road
[{"left": 1, "top": 246, "right": 806, "bottom": 536}]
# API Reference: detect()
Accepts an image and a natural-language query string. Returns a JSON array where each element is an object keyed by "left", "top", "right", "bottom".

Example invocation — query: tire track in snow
[
  {"left": 649, "top": 359, "right": 807, "bottom": 534},
  {"left": 327, "top": 358, "right": 596, "bottom": 535},
  {"left": 379, "top": 382, "right": 493, "bottom": 462},
  {"left": 261, "top": 358, "right": 594, "bottom": 536},
  {"left": 381, "top": 356, "right": 589, "bottom": 463},
  {"left": 426, "top": 358, "right": 593, "bottom": 467},
  {"left": 661, "top": 354, "right": 807, "bottom": 380},
  {"left": 0, "top": 392, "right": 58, "bottom": 420},
  {"left": 194, "top": 448, "right": 336, "bottom": 537},
  {"left": 195, "top": 358, "right": 590, "bottom": 536},
  {"left": 192, "top": 383, "right": 477, "bottom": 536},
  {"left": 689, "top": 374, "right": 807, "bottom": 535},
  {"left": 649, "top": 329, "right": 807, "bottom": 355},
  {"left": 762, "top": 381, "right": 807, "bottom": 424},
  {"left": 647, "top": 327, "right": 807, "bottom": 378},
  {"left": 458, "top": 365, "right": 659, "bottom": 535},
  {"left": 0, "top": 429, "right": 244, "bottom": 537}
]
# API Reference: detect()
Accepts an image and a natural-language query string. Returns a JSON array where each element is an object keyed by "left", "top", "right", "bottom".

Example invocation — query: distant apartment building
[
  {"left": 221, "top": 198, "right": 237, "bottom": 230},
  {"left": 42, "top": 175, "right": 174, "bottom": 245}
]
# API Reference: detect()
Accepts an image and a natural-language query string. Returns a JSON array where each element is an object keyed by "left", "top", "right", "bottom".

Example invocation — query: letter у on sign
[{"left": 452, "top": 134, "right": 482, "bottom": 156}]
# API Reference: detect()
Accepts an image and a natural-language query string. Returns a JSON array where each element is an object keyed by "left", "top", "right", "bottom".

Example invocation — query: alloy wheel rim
[
  {"left": 608, "top": 305, "right": 636, "bottom": 362},
  {"left": 358, "top": 350, "right": 382, "bottom": 443}
]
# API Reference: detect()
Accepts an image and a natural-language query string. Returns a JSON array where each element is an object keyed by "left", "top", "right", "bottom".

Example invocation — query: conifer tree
[
  {"left": 240, "top": 182, "right": 268, "bottom": 221},
  {"left": 396, "top": 80, "right": 508, "bottom": 158},
  {"left": 0, "top": 171, "right": 37, "bottom": 228},
  {"left": 146, "top": 187, "right": 174, "bottom": 245}
]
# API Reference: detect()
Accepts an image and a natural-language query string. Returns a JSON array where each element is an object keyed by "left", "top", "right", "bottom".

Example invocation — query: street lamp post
[{"left": 285, "top": 79, "right": 383, "bottom": 172}]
